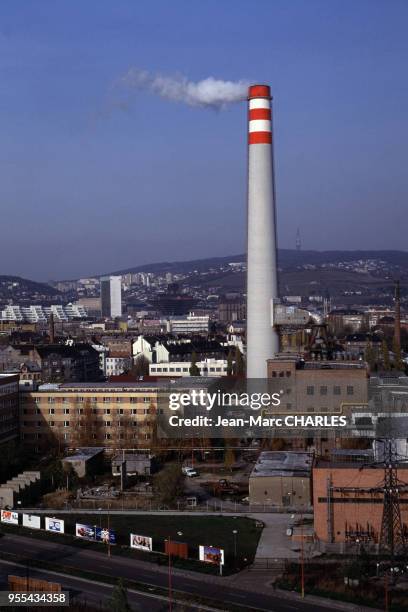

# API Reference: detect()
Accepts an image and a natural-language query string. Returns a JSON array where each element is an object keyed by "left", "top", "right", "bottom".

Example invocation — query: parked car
[{"left": 182, "top": 466, "right": 199, "bottom": 477}]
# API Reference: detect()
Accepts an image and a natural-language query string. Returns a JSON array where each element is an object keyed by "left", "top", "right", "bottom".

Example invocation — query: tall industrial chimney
[{"left": 246, "top": 84, "right": 279, "bottom": 378}]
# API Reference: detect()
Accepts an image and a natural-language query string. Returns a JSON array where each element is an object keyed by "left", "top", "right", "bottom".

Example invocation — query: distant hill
[
  {"left": 112, "top": 249, "right": 408, "bottom": 276},
  {"left": 0, "top": 275, "right": 61, "bottom": 304}
]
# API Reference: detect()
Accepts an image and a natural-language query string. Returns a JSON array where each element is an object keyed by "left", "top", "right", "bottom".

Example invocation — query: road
[
  {"left": 0, "top": 533, "right": 356, "bottom": 611},
  {"left": 0, "top": 558, "right": 168, "bottom": 611}
]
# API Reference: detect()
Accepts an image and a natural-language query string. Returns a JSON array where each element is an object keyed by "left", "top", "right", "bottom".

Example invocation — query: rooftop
[{"left": 250, "top": 451, "right": 313, "bottom": 478}]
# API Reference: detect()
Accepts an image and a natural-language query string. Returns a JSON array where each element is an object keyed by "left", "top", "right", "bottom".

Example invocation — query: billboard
[
  {"left": 23, "top": 513, "right": 41, "bottom": 530},
  {"left": 1, "top": 510, "right": 18, "bottom": 525},
  {"left": 45, "top": 517, "right": 65, "bottom": 534},
  {"left": 95, "top": 527, "right": 116, "bottom": 545},
  {"left": 130, "top": 533, "right": 153, "bottom": 552},
  {"left": 199, "top": 545, "right": 225, "bottom": 565},
  {"left": 75, "top": 523, "right": 96, "bottom": 540}
]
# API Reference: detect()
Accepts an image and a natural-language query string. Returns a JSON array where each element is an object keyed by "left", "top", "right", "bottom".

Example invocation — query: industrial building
[
  {"left": 249, "top": 451, "right": 313, "bottom": 508},
  {"left": 313, "top": 455, "right": 408, "bottom": 553},
  {"left": 62, "top": 447, "right": 104, "bottom": 478}
]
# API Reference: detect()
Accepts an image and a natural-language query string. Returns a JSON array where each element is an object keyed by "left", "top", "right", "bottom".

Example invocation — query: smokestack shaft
[{"left": 246, "top": 85, "right": 279, "bottom": 377}]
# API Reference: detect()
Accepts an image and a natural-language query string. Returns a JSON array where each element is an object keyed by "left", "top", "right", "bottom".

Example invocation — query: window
[
  {"left": 63, "top": 408, "right": 70, "bottom": 415},
  {"left": 48, "top": 397, "right": 55, "bottom": 403},
  {"left": 48, "top": 408, "right": 55, "bottom": 415},
  {"left": 307, "top": 386, "right": 314, "bottom": 395},
  {"left": 119, "top": 408, "right": 124, "bottom": 415},
  {"left": 104, "top": 408, "right": 111, "bottom": 415},
  {"left": 131, "top": 409, "right": 137, "bottom": 415},
  {"left": 333, "top": 386, "right": 341, "bottom": 395},
  {"left": 104, "top": 421, "right": 111, "bottom": 427},
  {"left": 286, "top": 371, "right": 291, "bottom": 378},
  {"left": 105, "top": 433, "right": 111, "bottom": 440},
  {"left": 63, "top": 421, "right": 70, "bottom": 427},
  {"left": 78, "top": 408, "right": 84, "bottom": 415},
  {"left": 37, "top": 421, "right": 42, "bottom": 427},
  {"left": 347, "top": 386, "right": 354, "bottom": 396},
  {"left": 320, "top": 386, "right": 327, "bottom": 395},
  {"left": 49, "top": 420, "right": 55, "bottom": 427}
]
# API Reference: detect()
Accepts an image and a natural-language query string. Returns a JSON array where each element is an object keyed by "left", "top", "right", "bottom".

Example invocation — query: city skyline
[{"left": 1, "top": 0, "right": 408, "bottom": 281}]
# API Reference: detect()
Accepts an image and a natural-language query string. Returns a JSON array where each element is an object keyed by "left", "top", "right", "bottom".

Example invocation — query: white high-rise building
[{"left": 100, "top": 276, "right": 122, "bottom": 319}]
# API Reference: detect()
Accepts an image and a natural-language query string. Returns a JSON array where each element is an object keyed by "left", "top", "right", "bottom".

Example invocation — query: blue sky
[{"left": 1, "top": 0, "right": 407, "bottom": 280}]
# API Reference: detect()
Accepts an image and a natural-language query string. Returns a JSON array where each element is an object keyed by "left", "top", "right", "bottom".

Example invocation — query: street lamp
[
  {"left": 168, "top": 531, "right": 183, "bottom": 612},
  {"left": 232, "top": 530, "right": 238, "bottom": 567}
]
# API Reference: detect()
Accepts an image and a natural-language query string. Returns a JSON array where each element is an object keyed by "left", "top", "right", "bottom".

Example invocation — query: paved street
[{"left": 0, "top": 533, "right": 380, "bottom": 612}]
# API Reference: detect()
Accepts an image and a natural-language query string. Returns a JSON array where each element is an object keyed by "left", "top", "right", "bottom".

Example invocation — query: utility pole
[
  {"left": 379, "top": 440, "right": 406, "bottom": 559},
  {"left": 168, "top": 536, "right": 172, "bottom": 612},
  {"left": 300, "top": 511, "right": 305, "bottom": 598}
]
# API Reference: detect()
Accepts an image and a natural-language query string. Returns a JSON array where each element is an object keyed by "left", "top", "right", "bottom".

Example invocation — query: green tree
[
  {"left": 189, "top": 351, "right": 200, "bottom": 376},
  {"left": 131, "top": 354, "right": 150, "bottom": 377},
  {"left": 392, "top": 336, "right": 404, "bottom": 371},
  {"left": 381, "top": 339, "right": 391, "bottom": 371},
  {"left": 234, "top": 348, "right": 245, "bottom": 376},
  {"left": 224, "top": 446, "right": 235, "bottom": 472},
  {"left": 226, "top": 350, "right": 234, "bottom": 376},
  {"left": 364, "top": 342, "right": 376, "bottom": 370},
  {"left": 110, "top": 579, "right": 131, "bottom": 612},
  {"left": 153, "top": 464, "right": 184, "bottom": 504}
]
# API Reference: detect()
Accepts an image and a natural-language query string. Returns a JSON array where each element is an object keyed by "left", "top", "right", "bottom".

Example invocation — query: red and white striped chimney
[{"left": 246, "top": 85, "right": 279, "bottom": 378}]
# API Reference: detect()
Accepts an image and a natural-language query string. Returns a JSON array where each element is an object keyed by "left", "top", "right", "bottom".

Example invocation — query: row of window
[
  {"left": 23, "top": 408, "right": 151, "bottom": 415},
  {"left": 23, "top": 420, "right": 147, "bottom": 428},
  {"left": 22, "top": 432, "right": 151, "bottom": 440},
  {"left": 30, "top": 396, "right": 154, "bottom": 404},
  {"left": 306, "top": 385, "right": 354, "bottom": 396},
  {"left": 150, "top": 366, "right": 227, "bottom": 373}
]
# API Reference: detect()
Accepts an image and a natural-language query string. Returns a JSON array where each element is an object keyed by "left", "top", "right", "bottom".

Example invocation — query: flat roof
[
  {"left": 33, "top": 379, "right": 219, "bottom": 393},
  {"left": 250, "top": 451, "right": 313, "bottom": 478}
]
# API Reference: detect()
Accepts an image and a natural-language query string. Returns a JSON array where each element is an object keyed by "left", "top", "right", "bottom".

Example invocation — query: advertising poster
[
  {"left": 45, "top": 517, "right": 65, "bottom": 534},
  {"left": 199, "top": 545, "right": 225, "bottom": 565},
  {"left": 130, "top": 533, "right": 153, "bottom": 552},
  {"left": 75, "top": 523, "right": 96, "bottom": 540},
  {"left": 0, "top": 510, "right": 18, "bottom": 525},
  {"left": 23, "top": 513, "right": 41, "bottom": 530},
  {"left": 95, "top": 526, "right": 116, "bottom": 545}
]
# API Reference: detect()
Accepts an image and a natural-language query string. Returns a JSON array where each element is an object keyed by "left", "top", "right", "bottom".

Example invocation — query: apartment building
[
  {"left": 20, "top": 382, "right": 159, "bottom": 451},
  {"left": 0, "top": 374, "right": 20, "bottom": 447}
]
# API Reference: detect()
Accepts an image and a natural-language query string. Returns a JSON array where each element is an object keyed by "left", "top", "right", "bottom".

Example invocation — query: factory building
[
  {"left": 249, "top": 451, "right": 313, "bottom": 508},
  {"left": 313, "top": 455, "right": 408, "bottom": 552}
]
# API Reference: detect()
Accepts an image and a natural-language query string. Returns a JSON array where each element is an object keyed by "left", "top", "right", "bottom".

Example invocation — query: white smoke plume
[{"left": 121, "top": 68, "right": 249, "bottom": 109}]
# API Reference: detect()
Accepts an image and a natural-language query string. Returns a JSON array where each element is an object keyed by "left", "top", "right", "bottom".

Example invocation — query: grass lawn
[{"left": 0, "top": 514, "right": 263, "bottom": 574}]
